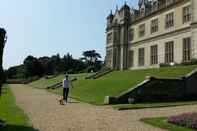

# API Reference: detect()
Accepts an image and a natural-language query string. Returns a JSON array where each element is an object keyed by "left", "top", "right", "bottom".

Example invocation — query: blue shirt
[{"left": 62, "top": 79, "right": 70, "bottom": 88}]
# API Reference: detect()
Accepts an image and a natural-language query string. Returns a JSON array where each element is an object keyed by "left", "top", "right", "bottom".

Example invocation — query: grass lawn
[
  {"left": 0, "top": 85, "right": 36, "bottom": 131},
  {"left": 141, "top": 117, "right": 193, "bottom": 131},
  {"left": 113, "top": 101, "right": 197, "bottom": 110},
  {"left": 30, "top": 65, "right": 197, "bottom": 105}
]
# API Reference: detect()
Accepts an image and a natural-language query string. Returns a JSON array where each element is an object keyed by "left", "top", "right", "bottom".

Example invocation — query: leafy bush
[
  {"left": 84, "top": 66, "right": 95, "bottom": 73},
  {"left": 181, "top": 59, "right": 197, "bottom": 66},
  {"left": 168, "top": 112, "right": 197, "bottom": 130},
  {"left": 159, "top": 63, "right": 180, "bottom": 67}
]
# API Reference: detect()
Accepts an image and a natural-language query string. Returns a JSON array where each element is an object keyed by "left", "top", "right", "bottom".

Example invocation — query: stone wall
[{"left": 105, "top": 69, "right": 197, "bottom": 104}]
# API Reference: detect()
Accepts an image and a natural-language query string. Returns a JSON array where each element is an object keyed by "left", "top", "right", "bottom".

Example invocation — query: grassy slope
[
  {"left": 29, "top": 74, "right": 65, "bottom": 89},
  {"left": 0, "top": 85, "right": 36, "bottom": 131},
  {"left": 142, "top": 117, "right": 192, "bottom": 131},
  {"left": 30, "top": 65, "right": 197, "bottom": 105},
  {"left": 29, "top": 73, "right": 90, "bottom": 89}
]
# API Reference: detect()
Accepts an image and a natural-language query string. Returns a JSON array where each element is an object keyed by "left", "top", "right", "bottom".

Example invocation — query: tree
[
  {"left": 38, "top": 57, "right": 54, "bottom": 75},
  {"left": 82, "top": 50, "right": 101, "bottom": 65},
  {"left": 82, "top": 50, "right": 102, "bottom": 72},
  {"left": 0, "top": 28, "right": 7, "bottom": 96},
  {"left": 62, "top": 53, "right": 74, "bottom": 73},
  {"left": 6, "top": 65, "right": 24, "bottom": 79},
  {"left": 23, "top": 56, "right": 44, "bottom": 78},
  {"left": 50, "top": 54, "right": 63, "bottom": 73}
]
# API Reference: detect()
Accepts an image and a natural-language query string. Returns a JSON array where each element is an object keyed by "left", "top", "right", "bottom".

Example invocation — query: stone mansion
[{"left": 105, "top": 0, "right": 197, "bottom": 70}]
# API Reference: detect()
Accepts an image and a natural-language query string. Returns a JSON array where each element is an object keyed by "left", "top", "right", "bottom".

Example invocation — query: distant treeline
[{"left": 5, "top": 50, "right": 103, "bottom": 80}]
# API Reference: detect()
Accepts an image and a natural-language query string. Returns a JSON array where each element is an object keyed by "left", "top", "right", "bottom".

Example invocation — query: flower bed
[{"left": 168, "top": 112, "right": 197, "bottom": 130}]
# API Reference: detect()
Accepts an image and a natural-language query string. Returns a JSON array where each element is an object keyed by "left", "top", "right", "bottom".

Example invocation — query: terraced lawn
[
  {"left": 29, "top": 73, "right": 90, "bottom": 89},
  {"left": 30, "top": 65, "right": 197, "bottom": 105}
]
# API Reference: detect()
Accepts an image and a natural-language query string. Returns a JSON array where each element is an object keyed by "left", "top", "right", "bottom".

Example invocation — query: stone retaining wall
[{"left": 105, "top": 69, "right": 197, "bottom": 104}]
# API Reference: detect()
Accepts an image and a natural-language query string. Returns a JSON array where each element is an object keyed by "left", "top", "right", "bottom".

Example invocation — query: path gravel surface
[{"left": 10, "top": 84, "right": 197, "bottom": 131}]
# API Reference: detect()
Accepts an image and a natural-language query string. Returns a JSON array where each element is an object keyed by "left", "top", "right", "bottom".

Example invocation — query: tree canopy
[{"left": 6, "top": 50, "right": 103, "bottom": 80}]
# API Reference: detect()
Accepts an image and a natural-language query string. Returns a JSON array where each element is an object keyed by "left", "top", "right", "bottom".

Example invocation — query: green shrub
[{"left": 181, "top": 59, "right": 197, "bottom": 66}]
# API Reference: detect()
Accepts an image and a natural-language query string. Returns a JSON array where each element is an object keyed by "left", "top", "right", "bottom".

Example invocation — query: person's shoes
[{"left": 64, "top": 102, "right": 67, "bottom": 105}]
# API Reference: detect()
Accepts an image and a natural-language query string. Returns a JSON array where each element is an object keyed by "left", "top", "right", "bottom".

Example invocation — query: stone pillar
[
  {"left": 192, "top": 0, "right": 197, "bottom": 23},
  {"left": 191, "top": 0, "right": 197, "bottom": 59},
  {"left": 119, "top": 24, "right": 129, "bottom": 70}
]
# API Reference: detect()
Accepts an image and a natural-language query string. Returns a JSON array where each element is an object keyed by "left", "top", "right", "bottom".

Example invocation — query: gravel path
[{"left": 10, "top": 84, "right": 197, "bottom": 131}]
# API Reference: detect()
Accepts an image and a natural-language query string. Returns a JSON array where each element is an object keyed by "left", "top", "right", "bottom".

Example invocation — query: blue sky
[{"left": 0, "top": 0, "right": 138, "bottom": 69}]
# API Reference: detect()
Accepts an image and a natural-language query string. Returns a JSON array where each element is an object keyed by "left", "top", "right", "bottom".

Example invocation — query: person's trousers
[{"left": 63, "top": 88, "right": 69, "bottom": 102}]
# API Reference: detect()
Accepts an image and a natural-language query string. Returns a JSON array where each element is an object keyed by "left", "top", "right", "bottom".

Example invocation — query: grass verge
[
  {"left": 113, "top": 101, "right": 197, "bottom": 110},
  {"left": 141, "top": 117, "right": 192, "bottom": 131},
  {"left": 0, "top": 85, "right": 37, "bottom": 131}
]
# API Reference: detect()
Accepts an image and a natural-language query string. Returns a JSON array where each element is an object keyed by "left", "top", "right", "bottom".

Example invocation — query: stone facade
[{"left": 106, "top": 0, "right": 197, "bottom": 70}]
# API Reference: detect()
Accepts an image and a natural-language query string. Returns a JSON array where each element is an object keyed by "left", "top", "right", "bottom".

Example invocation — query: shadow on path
[{"left": 68, "top": 101, "right": 80, "bottom": 104}]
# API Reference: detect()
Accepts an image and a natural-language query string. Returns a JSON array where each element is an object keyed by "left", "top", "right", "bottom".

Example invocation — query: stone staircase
[
  {"left": 85, "top": 67, "right": 113, "bottom": 80},
  {"left": 46, "top": 78, "right": 77, "bottom": 89}
]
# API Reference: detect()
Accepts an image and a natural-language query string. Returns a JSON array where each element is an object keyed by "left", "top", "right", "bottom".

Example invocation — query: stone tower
[{"left": 106, "top": 2, "right": 131, "bottom": 70}]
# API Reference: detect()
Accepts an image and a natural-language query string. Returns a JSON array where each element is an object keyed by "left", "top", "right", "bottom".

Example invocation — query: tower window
[
  {"left": 107, "top": 33, "right": 112, "bottom": 44},
  {"left": 129, "top": 28, "right": 134, "bottom": 41}
]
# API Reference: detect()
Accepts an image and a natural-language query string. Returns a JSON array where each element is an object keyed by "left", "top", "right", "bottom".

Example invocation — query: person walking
[{"left": 62, "top": 75, "right": 73, "bottom": 104}]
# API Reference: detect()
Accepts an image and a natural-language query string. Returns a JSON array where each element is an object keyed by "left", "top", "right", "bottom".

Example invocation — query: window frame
[
  {"left": 183, "top": 37, "right": 191, "bottom": 62},
  {"left": 138, "top": 48, "right": 145, "bottom": 66},
  {"left": 129, "top": 28, "right": 134, "bottom": 41},
  {"left": 165, "top": 12, "right": 174, "bottom": 29},
  {"left": 139, "top": 24, "right": 145, "bottom": 38},
  {"left": 128, "top": 50, "right": 134, "bottom": 67},
  {"left": 151, "top": 18, "right": 159, "bottom": 34},
  {"left": 150, "top": 45, "right": 158, "bottom": 65},
  {"left": 165, "top": 41, "right": 174, "bottom": 64},
  {"left": 183, "top": 5, "right": 192, "bottom": 24}
]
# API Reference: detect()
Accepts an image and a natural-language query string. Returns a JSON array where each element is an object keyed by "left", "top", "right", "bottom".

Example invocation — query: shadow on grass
[
  {"left": 1, "top": 124, "right": 39, "bottom": 131},
  {"left": 0, "top": 119, "right": 38, "bottom": 131},
  {"left": 1, "top": 88, "right": 8, "bottom": 94}
]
